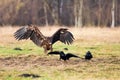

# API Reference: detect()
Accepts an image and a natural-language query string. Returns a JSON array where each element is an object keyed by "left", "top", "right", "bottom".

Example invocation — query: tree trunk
[
  {"left": 74, "top": 0, "right": 83, "bottom": 27},
  {"left": 44, "top": 0, "right": 59, "bottom": 25},
  {"left": 78, "top": 0, "right": 83, "bottom": 27},
  {"left": 58, "top": 0, "right": 63, "bottom": 25},
  {"left": 74, "top": 0, "right": 78, "bottom": 27},
  {"left": 111, "top": 0, "right": 115, "bottom": 28},
  {"left": 44, "top": 2, "right": 48, "bottom": 26},
  {"left": 98, "top": 0, "right": 101, "bottom": 27}
]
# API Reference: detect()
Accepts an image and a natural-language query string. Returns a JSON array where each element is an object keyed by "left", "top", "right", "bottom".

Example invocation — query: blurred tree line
[{"left": 0, "top": 0, "right": 119, "bottom": 27}]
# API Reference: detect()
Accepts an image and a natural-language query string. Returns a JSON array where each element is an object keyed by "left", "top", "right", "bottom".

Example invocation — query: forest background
[{"left": 0, "top": 0, "right": 119, "bottom": 27}]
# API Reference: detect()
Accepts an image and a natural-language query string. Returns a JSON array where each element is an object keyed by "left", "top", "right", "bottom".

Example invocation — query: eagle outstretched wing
[
  {"left": 51, "top": 28, "right": 74, "bottom": 45},
  {"left": 14, "top": 26, "right": 75, "bottom": 53},
  {"left": 14, "top": 25, "right": 45, "bottom": 47}
]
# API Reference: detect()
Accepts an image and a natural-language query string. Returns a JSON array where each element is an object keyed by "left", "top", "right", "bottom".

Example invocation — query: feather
[
  {"left": 48, "top": 51, "right": 80, "bottom": 61},
  {"left": 85, "top": 51, "right": 93, "bottom": 60},
  {"left": 14, "top": 25, "right": 75, "bottom": 53},
  {"left": 66, "top": 53, "right": 80, "bottom": 60},
  {"left": 48, "top": 51, "right": 60, "bottom": 55},
  {"left": 14, "top": 25, "right": 45, "bottom": 47},
  {"left": 50, "top": 28, "right": 74, "bottom": 44}
]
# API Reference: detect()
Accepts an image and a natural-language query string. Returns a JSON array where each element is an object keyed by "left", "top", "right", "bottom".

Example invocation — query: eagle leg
[
  {"left": 50, "top": 45, "right": 53, "bottom": 52},
  {"left": 43, "top": 45, "right": 48, "bottom": 54}
]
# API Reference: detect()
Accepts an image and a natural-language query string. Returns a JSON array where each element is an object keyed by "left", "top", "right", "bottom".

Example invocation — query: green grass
[
  {"left": 0, "top": 41, "right": 43, "bottom": 56},
  {"left": 0, "top": 27, "right": 120, "bottom": 80},
  {"left": 0, "top": 40, "right": 120, "bottom": 80}
]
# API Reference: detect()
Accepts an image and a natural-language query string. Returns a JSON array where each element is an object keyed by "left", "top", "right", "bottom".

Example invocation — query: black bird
[
  {"left": 48, "top": 51, "right": 80, "bottom": 61},
  {"left": 14, "top": 47, "right": 22, "bottom": 51},
  {"left": 19, "top": 73, "right": 40, "bottom": 78},
  {"left": 85, "top": 51, "right": 93, "bottom": 60},
  {"left": 64, "top": 48, "right": 68, "bottom": 50},
  {"left": 14, "top": 25, "right": 74, "bottom": 53}
]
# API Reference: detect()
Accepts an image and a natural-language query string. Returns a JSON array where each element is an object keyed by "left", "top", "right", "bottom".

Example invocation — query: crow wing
[
  {"left": 50, "top": 28, "right": 74, "bottom": 45},
  {"left": 66, "top": 53, "right": 80, "bottom": 60},
  {"left": 14, "top": 25, "right": 45, "bottom": 47},
  {"left": 48, "top": 51, "right": 60, "bottom": 55}
]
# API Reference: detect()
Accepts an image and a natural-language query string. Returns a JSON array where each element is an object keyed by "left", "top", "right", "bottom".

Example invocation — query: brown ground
[
  {"left": 0, "top": 54, "right": 83, "bottom": 70},
  {"left": 0, "top": 26, "right": 120, "bottom": 71},
  {"left": 0, "top": 54, "right": 119, "bottom": 71}
]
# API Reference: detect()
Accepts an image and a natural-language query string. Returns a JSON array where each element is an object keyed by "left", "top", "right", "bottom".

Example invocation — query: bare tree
[
  {"left": 74, "top": 0, "right": 83, "bottom": 27},
  {"left": 78, "top": 0, "right": 83, "bottom": 27},
  {"left": 111, "top": 0, "right": 115, "bottom": 28},
  {"left": 43, "top": 1, "right": 48, "bottom": 26},
  {"left": 58, "top": 0, "right": 63, "bottom": 25},
  {"left": 98, "top": 0, "right": 102, "bottom": 26},
  {"left": 0, "top": 0, "right": 119, "bottom": 27},
  {"left": 44, "top": 0, "right": 59, "bottom": 25}
]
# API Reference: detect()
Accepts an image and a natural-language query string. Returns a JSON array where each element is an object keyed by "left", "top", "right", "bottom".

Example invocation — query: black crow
[
  {"left": 19, "top": 73, "right": 40, "bottom": 78},
  {"left": 48, "top": 51, "right": 80, "bottom": 61},
  {"left": 85, "top": 51, "right": 93, "bottom": 60},
  {"left": 14, "top": 47, "right": 22, "bottom": 51}
]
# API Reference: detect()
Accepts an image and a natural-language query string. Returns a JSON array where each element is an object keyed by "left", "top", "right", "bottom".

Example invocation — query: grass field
[{"left": 0, "top": 26, "right": 120, "bottom": 80}]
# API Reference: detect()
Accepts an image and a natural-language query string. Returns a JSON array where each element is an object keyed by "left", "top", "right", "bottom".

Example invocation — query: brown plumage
[{"left": 14, "top": 25, "right": 74, "bottom": 53}]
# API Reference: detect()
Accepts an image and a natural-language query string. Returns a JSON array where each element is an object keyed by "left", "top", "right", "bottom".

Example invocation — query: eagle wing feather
[
  {"left": 51, "top": 28, "right": 74, "bottom": 45},
  {"left": 14, "top": 25, "right": 45, "bottom": 47}
]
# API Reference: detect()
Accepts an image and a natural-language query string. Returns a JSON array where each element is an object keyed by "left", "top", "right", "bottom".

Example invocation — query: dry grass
[
  {"left": 0, "top": 26, "right": 120, "bottom": 80},
  {"left": 0, "top": 26, "right": 120, "bottom": 43}
]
